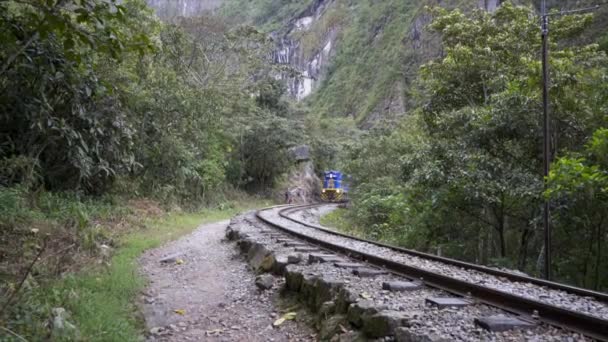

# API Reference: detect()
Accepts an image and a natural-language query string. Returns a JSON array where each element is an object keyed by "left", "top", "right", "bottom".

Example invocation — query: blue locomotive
[{"left": 321, "top": 170, "right": 348, "bottom": 202}]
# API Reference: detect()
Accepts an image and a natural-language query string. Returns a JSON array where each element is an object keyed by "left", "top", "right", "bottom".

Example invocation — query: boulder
[
  {"left": 285, "top": 266, "right": 305, "bottom": 291},
  {"left": 362, "top": 310, "right": 413, "bottom": 338},
  {"left": 255, "top": 274, "right": 275, "bottom": 290},
  {"left": 346, "top": 300, "right": 379, "bottom": 327},
  {"left": 335, "top": 288, "right": 359, "bottom": 314},
  {"left": 225, "top": 225, "right": 241, "bottom": 240},
  {"left": 237, "top": 236, "right": 254, "bottom": 253},
  {"left": 312, "top": 277, "right": 344, "bottom": 311},
  {"left": 246, "top": 242, "right": 274, "bottom": 272},
  {"left": 319, "top": 301, "right": 336, "bottom": 318},
  {"left": 273, "top": 255, "right": 289, "bottom": 275},
  {"left": 331, "top": 331, "right": 367, "bottom": 342},
  {"left": 319, "top": 314, "right": 348, "bottom": 340},
  {"left": 287, "top": 253, "right": 303, "bottom": 264},
  {"left": 300, "top": 273, "right": 321, "bottom": 308}
]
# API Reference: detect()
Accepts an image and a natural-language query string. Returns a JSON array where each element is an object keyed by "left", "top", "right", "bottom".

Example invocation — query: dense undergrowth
[
  {"left": 232, "top": 0, "right": 608, "bottom": 292},
  {"left": 337, "top": 4, "right": 608, "bottom": 290},
  {"left": 226, "top": 0, "right": 607, "bottom": 291},
  {"left": 1, "top": 186, "right": 268, "bottom": 341},
  {"left": 0, "top": 0, "right": 302, "bottom": 338}
]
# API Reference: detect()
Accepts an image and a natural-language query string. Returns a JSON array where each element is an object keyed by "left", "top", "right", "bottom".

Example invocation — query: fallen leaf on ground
[
  {"left": 360, "top": 292, "right": 371, "bottom": 299},
  {"left": 173, "top": 309, "right": 186, "bottom": 315},
  {"left": 205, "top": 329, "right": 223, "bottom": 336},
  {"left": 176, "top": 259, "right": 184, "bottom": 265},
  {"left": 273, "top": 317, "right": 286, "bottom": 327},
  {"left": 273, "top": 312, "right": 297, "bottom": 327}
]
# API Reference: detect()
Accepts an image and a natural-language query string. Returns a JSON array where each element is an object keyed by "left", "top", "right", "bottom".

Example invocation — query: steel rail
[
  {"left": 279, "top": 204, "right": 608, "bottom": 302},
  {"left": 256, "top": 204, "right": 608, "bottom": 341}
]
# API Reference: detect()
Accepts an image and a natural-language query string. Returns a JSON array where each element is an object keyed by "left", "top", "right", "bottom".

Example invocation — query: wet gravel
[{"left": 258, "top": 206, "right": 608, "bottom": 322}]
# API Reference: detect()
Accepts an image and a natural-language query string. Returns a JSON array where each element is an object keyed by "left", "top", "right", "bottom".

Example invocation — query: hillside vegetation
[
  {"left": 218, "top": 0, "right": 608, "bottom": 289},
  {"left": 1, "top": 0, "right": 608, "bottom": 338},
  {"left": 340, "top": 4, "right": 608, "bottom": 290},
  {"left": 0, "top": 0, "right": 304, "bottom": 338}
]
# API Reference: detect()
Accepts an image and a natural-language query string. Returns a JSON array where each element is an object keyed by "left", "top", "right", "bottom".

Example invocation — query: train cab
[{"left": 321, "top": 170, "right": 346, "bottom": 202}]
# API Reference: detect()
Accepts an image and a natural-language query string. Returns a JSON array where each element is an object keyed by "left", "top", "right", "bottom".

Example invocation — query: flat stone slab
[
  {"left": 308, "top": 253, "right": 344, "bottom": 264},
  {"left": 382, "top": 281, "right": 422, "bottom": 292},
  {"left": 352, "top": 268, "right": 388, "bottom": 277},
  {"left": 363, "top": 310, "right": 414, "bottom": 338},
  {"left": 334, "top": 262, "right": 365, "bottom": 269},
  {"left": 425, "top": 297, "right": 471, "bottom": 308},
  {"left": 287, "top": 254, "right": 302, "bottom": 264},
  {"left": 284, "top": 241, "right": 308, "bottom": 248},
  {"left": 474, "top": 315, "right": 537, "bottom": 332},
  {"left": 255, "top": 274, "right": 274, "bottom": 290},
  {"left": 294, "top": 247, "right": 320, "bottom": 253}
]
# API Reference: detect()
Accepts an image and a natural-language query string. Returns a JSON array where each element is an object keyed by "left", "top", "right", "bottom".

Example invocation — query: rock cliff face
[
  {"left": 271, "top": 0, "right": 606, "bottom": 128},
  {"left": 480, "top": 0, "right": 502, "bottom": 12},
  {"left": 270, "top": 0, "right": 336, "bottom": 101},
  {"left": 146, "top": 0, "right": 607, "bottom": 128},
  {"left": 146, "top": 0, "right": 222, "bottom": 19}
]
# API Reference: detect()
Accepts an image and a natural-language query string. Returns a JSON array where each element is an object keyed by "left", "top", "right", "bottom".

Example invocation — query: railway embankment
[{"left": 225, "top": 207, "right": 596, "bottom": 341}]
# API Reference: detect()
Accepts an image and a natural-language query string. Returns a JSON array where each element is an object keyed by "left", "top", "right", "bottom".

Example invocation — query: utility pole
[
  {"left": 541, "top": 0, "right": 551, "bottom": 281},
  {"left": 540, "top": 1, "right": 601, "bottom": 281}
]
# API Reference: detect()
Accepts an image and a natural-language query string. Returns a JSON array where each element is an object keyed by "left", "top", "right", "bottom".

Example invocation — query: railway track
[{"left": 255, "top": 203, "right": 608, "bottom": 341}]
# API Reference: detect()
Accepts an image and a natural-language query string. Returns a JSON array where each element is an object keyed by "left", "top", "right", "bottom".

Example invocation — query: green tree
[
  {"left": 415, "top": 3, "right": 606, "bottom": 270},
  {"left": 547, "top": 129, "right": 608, "bottom": 290},
  {"left": 0, "top": 0, "right": 151, "bottom": 192},
  {"left": 345, "top": 3, "right": 608, "bottom": 285}
]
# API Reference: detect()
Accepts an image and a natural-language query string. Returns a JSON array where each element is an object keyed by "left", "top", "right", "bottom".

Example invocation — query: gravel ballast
[
  {"left": 228, "top": 209, "right": 594, "bottom": 341},
  {"left": 259, "top": 206, "right": 608, "bottom": 322}
]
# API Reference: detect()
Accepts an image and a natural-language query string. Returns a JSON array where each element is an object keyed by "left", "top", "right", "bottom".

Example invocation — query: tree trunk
[
  {"left": 594, "top": 215, "right": 604, "bottom": 290},
  {"left": 536, "top": 244, "right": 545, "bottom": 276},
  {"left": 518, "top": 226, "right": 532, "bottom": 270},
  {"left": 492, "top": 203, "right": 506, "bottom": 259},
  {"left": 498, "top": 223, "right": 506, "bottom": 258}
]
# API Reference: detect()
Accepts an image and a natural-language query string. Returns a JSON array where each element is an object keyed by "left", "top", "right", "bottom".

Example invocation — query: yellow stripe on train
[{"left": 321, "top": 189, "right": 343, "bottom": 203}]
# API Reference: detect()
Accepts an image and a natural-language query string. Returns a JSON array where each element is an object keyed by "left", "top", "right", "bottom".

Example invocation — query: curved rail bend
[{"left": 256, "top": 204, "right": 608, "bottom": 341}]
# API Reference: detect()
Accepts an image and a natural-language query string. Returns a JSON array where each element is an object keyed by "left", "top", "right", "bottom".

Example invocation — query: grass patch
[
  {"left": 2, "top": 199, "right": 272, "bottom": 341},
  {"left": 319, "top": 207, "right": 355, "bottom": 233}
]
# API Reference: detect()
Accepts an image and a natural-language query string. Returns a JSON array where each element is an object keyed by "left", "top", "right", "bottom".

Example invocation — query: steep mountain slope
[
  {"left": 217, "top": 0, "right": 607, "bottom": 128},
  {"left": 147, "top": 0, "right": 222, "bottom": 19},
  {"left": 145, "top": 0, "right": 608, "bottom": 127}
]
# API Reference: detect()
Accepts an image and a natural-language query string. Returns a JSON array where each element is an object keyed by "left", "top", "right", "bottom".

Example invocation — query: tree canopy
[{"left": 344, "top": 3, "right": 608, "bottom": 289}]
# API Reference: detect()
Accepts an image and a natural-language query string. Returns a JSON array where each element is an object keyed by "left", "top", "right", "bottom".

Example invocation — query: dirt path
[{"left": 139, "top": 219, "right": 315, "bottom": 341}]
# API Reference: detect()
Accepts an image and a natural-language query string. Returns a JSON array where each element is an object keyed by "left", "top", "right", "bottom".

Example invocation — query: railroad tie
[{"left": 474, "top": 315, "right": 537, "bottom": 332}]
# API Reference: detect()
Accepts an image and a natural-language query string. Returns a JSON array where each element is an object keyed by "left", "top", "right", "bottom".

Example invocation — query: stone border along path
[
  {"left": 226, "top": 211, "right": 591, "bottom": 341},
  {"left": 269, "top": 205, "right": 608, "bottom": 322}
]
